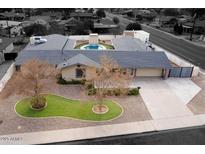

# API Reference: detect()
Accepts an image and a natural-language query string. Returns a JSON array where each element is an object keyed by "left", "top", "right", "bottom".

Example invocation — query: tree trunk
[{"left": 190, "top": 17, "right": 196, "bottom": 41}]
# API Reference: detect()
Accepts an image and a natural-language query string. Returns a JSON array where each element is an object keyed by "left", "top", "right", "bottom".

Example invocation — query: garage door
[{"left": 135, "top": 68, "right": 163, "bottom": 77}]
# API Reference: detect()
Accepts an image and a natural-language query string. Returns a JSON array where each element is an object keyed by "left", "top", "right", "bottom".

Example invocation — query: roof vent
[
  {"left": 30, "top": 36, "right": 47, "bottom": 45},
  {"left": 0, "top": 38, "right": 2, "bottom": 44}
]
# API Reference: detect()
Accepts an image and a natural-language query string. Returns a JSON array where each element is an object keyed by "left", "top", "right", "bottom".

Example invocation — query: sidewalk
[{"left": 0, "top": 115, "right": 204, "bottom": 145}]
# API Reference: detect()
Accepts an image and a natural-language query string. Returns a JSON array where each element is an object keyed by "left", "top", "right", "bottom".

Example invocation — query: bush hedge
[
  {"left": 57, "top": 76, "right": 86, "bottom": 85},
  {"left": 85, "top": 83, "right": 140, "bottom": 96},
  {"left": 86, "top": 83, "right": 96, "bottom": 95},
  {"left": 127, "top": 88, "right": 139, "bottom": 96}
]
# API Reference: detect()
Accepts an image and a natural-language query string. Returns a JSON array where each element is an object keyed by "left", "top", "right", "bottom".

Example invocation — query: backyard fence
[{"left": 169, "top": 67, "right": 194, "bottom": 78}]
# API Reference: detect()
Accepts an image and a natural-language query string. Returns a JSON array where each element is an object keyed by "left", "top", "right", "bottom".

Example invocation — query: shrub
[
  {"left": 113, "top": 88, "right": 121, "bottom": 96},
  {"left": 106, "top": 89, "right": 113, "bottom": 96},
  {"left": 67, "top": 79, "right": 86, "bottom": 85},
  {"left": 86, "top": 83, "right": 95, "bottom": 90},
  {"left": 57, "top": 75, "right": 67, "bottom": 84},
  {"left": 126, "top": 22, "right": 142, "bottom": 30},
  {"left": 86, "top": 83, "right": 96, "bottom": 95},
  {"left": 113, "top": 17, "right": 120, "bottom": 24},
  {"left": 31, "top": 96, "right": 46, "bottom": 109},
  {"left": 57, "top": 75, "right": 86, "bottom": 85},
  {"left": 96, "top": 9, "right": 106, "bottom": 18},
  {"left": 128, "top": 88, "right": 139, "bottom": 96},
  {"left": 87, "top": 88, "right": 96, "bottom": 95}
]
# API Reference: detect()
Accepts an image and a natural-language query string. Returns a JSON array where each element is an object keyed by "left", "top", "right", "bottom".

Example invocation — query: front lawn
[{"left": 15, "top": 94, "right": 122, "bottom": 121}]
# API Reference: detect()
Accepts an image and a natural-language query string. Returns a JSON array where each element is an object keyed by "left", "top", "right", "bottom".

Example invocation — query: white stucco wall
[
  {"left": 152, "top": 43, "right": 199, "bottom": 77},
  {"left": 61, "top": 65, "right": 96, "bottom": 81},
  {"left": 62, "top": 66, "right": 163, "bottom": 80},
  {"left": 0, "top": 63, "right": 15, "bottom": 92},
  {"left": 89, "top": 34, "right": 98, "bottom": 44},
  {"left": 2, "top": 43, "right": 14, "bottom": 53}
]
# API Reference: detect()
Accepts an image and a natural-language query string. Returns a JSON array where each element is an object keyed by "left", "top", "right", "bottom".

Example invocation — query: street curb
[{"left": 142, "top": 24, "right": 205, "bottom": 48}]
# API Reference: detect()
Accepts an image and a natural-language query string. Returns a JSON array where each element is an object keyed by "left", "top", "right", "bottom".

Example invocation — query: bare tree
[
  {"left": 90, "top": 55, "right": 130, "bottom": 112},
  {"left": 2, "top": 59, "right": 58, "bottom": 109}
]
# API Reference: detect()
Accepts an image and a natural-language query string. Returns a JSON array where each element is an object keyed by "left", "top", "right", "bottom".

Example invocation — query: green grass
[
  {"left": 15, "top": 94, "right": 122, "bottom": 121},
  {"left": 74, "top": 42, "right": 88, "bottom": 49}
]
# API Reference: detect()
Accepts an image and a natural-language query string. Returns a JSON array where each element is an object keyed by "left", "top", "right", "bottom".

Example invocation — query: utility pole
[
  {"left": 189, "top": 12, "right": 197, "bottom": 41},
  {"left": 6, "top": 20, "right": 10, "bottom": 38}
]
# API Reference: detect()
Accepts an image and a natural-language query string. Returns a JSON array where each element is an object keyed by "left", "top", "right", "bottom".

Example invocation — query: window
[{"left": 76, "top": 68, "right": 85, "bottom": 78}]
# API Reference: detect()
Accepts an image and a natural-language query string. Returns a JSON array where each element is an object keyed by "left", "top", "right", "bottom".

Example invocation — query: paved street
[
  {"left": 106, "top": 12, "right": 205, "bottom": 69},
  {"left": 52, "top": 125, "right": 205, "bottom": 145}
]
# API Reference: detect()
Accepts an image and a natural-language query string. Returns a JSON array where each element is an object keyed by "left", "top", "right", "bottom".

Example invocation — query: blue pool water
[{"left": 81, "top": 44, "right": 106, "bottom": 50}]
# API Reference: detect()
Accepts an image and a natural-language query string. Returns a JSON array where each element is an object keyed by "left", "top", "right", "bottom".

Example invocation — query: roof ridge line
[{"left": 61, "top": 38, "right": 69, "bottom": 54}]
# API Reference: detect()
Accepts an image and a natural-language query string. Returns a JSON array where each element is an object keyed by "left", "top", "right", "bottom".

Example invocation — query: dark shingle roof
[
  {"left": 15, "top": 50, "right": 65, "bottom": 65},
  {"left": 112, "top": 36, "right": 151, "bottom": 51},
  {"left": 16, "top": 50, "right": 172, "bottom": 69},
  {"left": 24, "top": 34, "right": 69, "bottom": 51}
]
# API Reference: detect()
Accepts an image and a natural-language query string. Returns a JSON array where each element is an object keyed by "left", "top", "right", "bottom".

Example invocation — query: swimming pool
[{"left": 80, "top": 44, "right": 107, "bottom": 50}]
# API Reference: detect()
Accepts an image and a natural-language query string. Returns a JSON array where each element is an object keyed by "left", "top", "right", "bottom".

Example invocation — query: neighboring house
[
  {"left": 183, "top": 19, "right": 205, "bottom": 34},
  {"left": 0, "top": 12, "right": 25, "bottom": 21},
  {"left": 70, "top": 12, "right": 94, "bottom": 21},
  {"left": 158, "top": 16, "right": 178, "bottom": 27},
  {"left": 42, "top": 11, "right": 62, "bottom": 20},
  {"left": 15, "top": 33, "right": 172, "bottom": 80},
  {"left": 136, "top": 9, "right": 156, "bottom": 20},
  {"left": 22, "top": 16, "right": 51, "bottom": 29},
  {"left": 0, "top": 37, "right": 15, "bottom": 63},
  {"left": 93, "top": 18, "right": 118, "bottom": 32},
  {"left": 178, "top": 15, "right": 192, "bottom": 23},
  {"left": 58, "top": 17, "right": 81, "bottom": 31},
  {"left": 0, "top": 20, "right": 22, "bottom": 37}
]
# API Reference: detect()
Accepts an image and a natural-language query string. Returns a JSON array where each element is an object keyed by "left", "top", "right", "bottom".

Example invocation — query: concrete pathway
[
  {"left": 0, "top": 115, "right": 204, "bottom": 145},
  {"left": 165, "top": 78, "right": 201, "bottom": 105},
  {"left": 130, "top": 78, "right": 197, "bottom": 119},
  {"left": 0, "top": 120, "right": 155, "bottom": 144}
]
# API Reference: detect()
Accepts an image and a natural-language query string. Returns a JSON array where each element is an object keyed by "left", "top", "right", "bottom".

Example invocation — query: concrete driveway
[{"left": 130, "top": 78, "right": 200, "bottom": 119}]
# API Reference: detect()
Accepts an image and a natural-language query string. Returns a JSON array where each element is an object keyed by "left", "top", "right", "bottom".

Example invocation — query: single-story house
[
  {"left": 42, "top": 11, "right": 62, "bottom": 20},
  {"left": 22, "top": 16, "right": 51, "bottom": 29},
  {"left": 15, "top": 50, "right": 171, "bottom": 80},
  {"left": 58, "top": 17, "right": 81, "bottom": 31},
  {"left": 93, "top": 19, "right": 118, "bottom": 32},
  {"left": 158, "top": 16, "right": 178, "bottom": 27},
  {"left": 0, "top": 20, "right": 23, "bottom": 37},
  {"left": 15, "top": 34, "right": 172, "bottom": 80},
  {"left": 183, "top": 19, "right": 205, "bottom": 34},
  {"left": 70, "top": 12, "right": 94, "bottom": 21},
  {"left": 0, "top": 37, "right": 15, "bottom": 64},
  {"left": 0, "top": 12, "right": 25, "bottom": 21}
]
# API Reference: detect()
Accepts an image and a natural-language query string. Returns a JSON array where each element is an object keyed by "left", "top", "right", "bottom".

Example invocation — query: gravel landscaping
[{"left": 0, "top": 77, "right": 152, "bottom": 135}]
